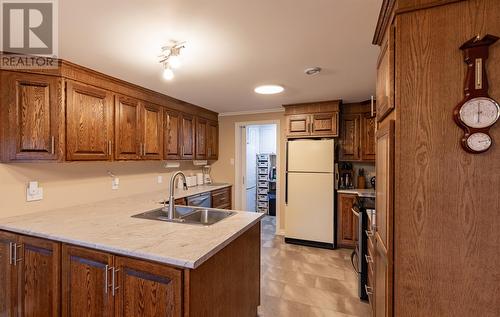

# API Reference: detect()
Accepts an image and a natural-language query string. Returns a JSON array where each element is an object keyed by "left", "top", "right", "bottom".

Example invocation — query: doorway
[{"left": 235, "top": 120, "right": 280, "bottom": 234}]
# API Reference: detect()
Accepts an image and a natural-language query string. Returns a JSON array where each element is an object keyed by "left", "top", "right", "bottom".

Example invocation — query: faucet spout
[{"left": 167, "top": 171, "right": 188, "bottom": 219}]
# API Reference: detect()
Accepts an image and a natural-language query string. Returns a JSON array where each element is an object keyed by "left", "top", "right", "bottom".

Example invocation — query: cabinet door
[
  {"left": 0, "top": 232, "right": 18, "bottom": 316},
  {"left": 374, "top": 244, "right": 390, "bottom": 317},
  {"left": 62, "top": 245, "right": 114, "bottom": 317},
  {"left": 207, "top": 120, "right": 219, "bottom": 160},
  {"left": 164, "top": 110, "right": 181, "bottom": 160},
  {"left": 286, "top": 114, "right": 310, "bottom": 137},
  {"left": 376, "top": 25, "right": 395, "bottom": 122},
  {"left": 3, "top": 72, "right": 62, "bottom": 161},
  {"left": 17, "top": 235, "right": 60, "bottom": 317},
  {"left": 115, "top": 96, "right": 141, "bottom": 160},
  {"left": 66, "top": 81, "right": 114, "bottom": 161},
  {"left": 195, "top": 117, "right": 208, "bottom": 160},
  {"left": 212, "top": 187, "right": 231, "bottom": 209},
  {"left": 340, "top": 114, "right": 361, "bottom": 161},
  {"left": 337, "top": 193, "right": 357, "bottom": 248},
  {"left": 141, "top": 103, "right": 163, "bottom": 160},
  {"left": 361, "top": 114, "right": 376, "bottom": 161},
  {"left": 311, "top": 112, "right": 339, "bottom": 137},
  {"left": 180, "top": 114, "right": 195, "bottom": 159},
  {"left": 114, "top": 256, "right": 182, "bottom": 317}
]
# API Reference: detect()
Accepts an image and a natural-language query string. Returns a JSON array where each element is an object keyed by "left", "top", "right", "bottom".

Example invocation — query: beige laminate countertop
[
  {"left": 0, "top": 184, "right": 265, "bottom": 269},
  {"left": 337, "top": 188, "right": 376, "bottom": 198}
]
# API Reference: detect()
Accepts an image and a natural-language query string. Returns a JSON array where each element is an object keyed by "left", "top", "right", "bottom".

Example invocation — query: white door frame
[{"left": 234, "top": 120, "right": 281, "bottom": 235}]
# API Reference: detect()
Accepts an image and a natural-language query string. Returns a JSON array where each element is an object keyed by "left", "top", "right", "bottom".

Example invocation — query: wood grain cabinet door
[
  {"left": 207, "top": 120, "right": 218, "bottom": 160},
  {"left": 195, "top": 117, "right": 208, "bottom": 160},
  {"left": 164, "top": 110, "right": 181, "bottom": 160},
  {"left": 361, "top": 114, "right": 376, "bottom": 161},
  {"left": 180, "top": 114, "right": 195, "bottom": 160},
  {"left": 311, "top": 112, "right": 339, "bottom": 137},
  {"left": 17, "top": 235, "right": 60, "bottom": 317},
  {"left": 337, "top": 193, "right": 357, "bottom": 248},
  {"left": 340, "top": 114, "right": 361, "bottom": 161},
  {"left": 141, "top": 103, "right": 163, "bottom": 160},
  {"left": 286, "top": 114, "right": 311, "bottom": 137},
  {"left": 66, "top": 81, "right": 114, "bottom": 161},
  {"left": 62, "top": 245, "right": 114, "bottom": 317},
  {"left": 0, "top": 232, "right": 18, "bottom": 317},
  {"left": 3, "top": 72, "right": 62, "bottom": 161},
  {"left": 114, "top": 256, "right": 182, "bottom": 317},
  {"left": 376, "top": 25, "right": 395, "bottom": 122},
  {"left": 115, "top": 96, "right": 141, "bottom": 160}
]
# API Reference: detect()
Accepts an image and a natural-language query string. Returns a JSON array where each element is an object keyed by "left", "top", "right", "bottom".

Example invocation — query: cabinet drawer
[
  {"left": 258, "top": 168, "right": 268, "bottom": 174},
  {"left": 257, "top": 154, "right": 268, "bottom": 161},
  {"left": 212, "top": 187, "right": 231, "bottom": 208},
  {"left": 257, "top": 207, "right": 268, "bottom": 213},
  {"left": 257, "top": 195, "right": 268, "bottom": 201},
  {"left": 258, "top": 162, "right": 268, "bottom": 168},
  {"left": 258, "top": 175, "right": 268, "bottom": 181},
  {"left": 258, "top": 181, "right": 268, "bottom": 188},
  {"left": 257, "top": 188, "right": 268, "bottom": 195},
  {"left": 257, "top": 201, "right": 268, "bottom": 208}
]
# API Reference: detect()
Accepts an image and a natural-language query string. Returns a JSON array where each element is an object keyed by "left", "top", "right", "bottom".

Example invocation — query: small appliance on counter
[
  {"left": 203, "top": 165, "right": 212, "bottom": 184},
  {"left": 338, "top": 162, "right": 354, "bottom": 189}
]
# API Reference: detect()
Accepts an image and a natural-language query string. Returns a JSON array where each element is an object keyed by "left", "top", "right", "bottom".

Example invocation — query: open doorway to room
[{"left": 235, "top": 121, "right": 280, "bottom": 234}]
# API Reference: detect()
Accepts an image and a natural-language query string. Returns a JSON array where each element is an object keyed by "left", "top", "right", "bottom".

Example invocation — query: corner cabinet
[
  {"left": 283, "top": 100, "right": 340, "bottom": 138},
  {"left": 1, "top": 72, "right": 63, "bottom": 161}
]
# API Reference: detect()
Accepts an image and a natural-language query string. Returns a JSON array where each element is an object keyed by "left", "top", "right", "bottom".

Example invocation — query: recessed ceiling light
[{"left": 254, "top": 85, "right": 284, "bottom": 95}]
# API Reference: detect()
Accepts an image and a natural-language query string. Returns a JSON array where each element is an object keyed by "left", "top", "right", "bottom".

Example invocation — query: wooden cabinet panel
[
  {"left": 362, "top": 114, "right": 376, "bottom": 161},
  {"left": 376, "top": 25, "right": 395, "bottom": 122},
  {"left": 164, "top": 110, "right": 181, "bottom": 160},
  {"left": 340, "top": 114, "right": 361, "bottom": 161},
  {"left": 17, "top": 236, "right": 60, "bottom": 317},
  {"left": 374, "top": 244, "right": 390, "bottom": 317},
  {"left": 207, "top": 120, "right": 218, "bottom": 160},
  {"left": 311, "top": 112, "right": 339, "bottom": 136},
  {"left": 141, "top": 103, "right": 163, "bottom": 160},
  {"left": 66, "top": 81, "right": 114, "bottom": 161},
  {"left": 337, "top": 193, "right": 358, "bottom": 248},
  {"left": 0, "top": 232, "right": 18, "bottom": 317},
  {"left": 286, "top": 114, "right": 310, "bottom": 137},
  {"left": 195, "top": 117, "right": 208, "bottom": 160},
  {"left": 114, "top": 256, "right": 182, "bottom": 317},
  {"left": 115, "top": 96, "right": 141, "bottom": 160},
  {"left": 3, "top": 72, "right": 62, "bottom": 161},
  {"left": 180, "top": 114, "right": 195, "bottom": 159},
  {"left": 212, "top": 187, "right": 231, "bottom": 209},
  {"left": 62, "top": 244, "right": 114, "bottom": 317}
]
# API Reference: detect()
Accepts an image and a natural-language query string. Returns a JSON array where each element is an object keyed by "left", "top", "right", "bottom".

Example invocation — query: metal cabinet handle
[
  {"left": 371, "top": 95, "right": 374, "bottom": 117},
  {"left": 8, "top": 242, "right": 14, "bottom": 265},
  {"left": 365, "top": 285, "right": 373, "bottom": 296},
  {"left": 365, "top": 254, "right": 373, "bottom": 264},
  {"left": 351, "top": 207, "right": 360, "bottom": 218},
  {"left": 143, "top": 143, "right": 146, "bottom": 156},
  {"left": 112, "top": 267, "right": 120, "bottom": 296},
  {"left": 104, "top": 265, "right": 112, "bottom": 294},
  {"left": 108, "top": 141, "right": 112, "bottom": 156},
  {"left": 13, "top": 243, "right": 23, "bottom": 266},
  {"left": 51, "top": 136, "right": 55, "bottom": 155},
  {"left": 365, "top": 229, "right": 374, "bottom": 237}
]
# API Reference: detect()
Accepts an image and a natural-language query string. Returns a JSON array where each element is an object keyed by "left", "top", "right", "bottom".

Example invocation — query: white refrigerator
[{"left": 285, "top": 139, "right": 335, "bottom": 248}]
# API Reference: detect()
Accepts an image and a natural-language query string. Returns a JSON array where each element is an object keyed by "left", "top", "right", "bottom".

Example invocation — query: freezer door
[
  {"left": 285, "top": 172, "right": 334, "bottom": 244},
  {"left": 287, "top": 139, "right": 334, "bottom": 173}
]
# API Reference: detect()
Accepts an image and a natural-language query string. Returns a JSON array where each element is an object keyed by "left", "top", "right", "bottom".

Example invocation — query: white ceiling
[{"left": 59, "top": 0, "right": 382, "bottom": 113}]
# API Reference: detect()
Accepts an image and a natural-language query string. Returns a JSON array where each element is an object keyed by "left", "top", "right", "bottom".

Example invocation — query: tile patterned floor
[{"left": 259, "top": 216, "right": 370, "bottom": 317}]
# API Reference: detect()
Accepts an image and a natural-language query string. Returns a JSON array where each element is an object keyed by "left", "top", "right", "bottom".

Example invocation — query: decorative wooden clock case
[{"left": 453, "top": 34, "right": 500, "bottom": 154}]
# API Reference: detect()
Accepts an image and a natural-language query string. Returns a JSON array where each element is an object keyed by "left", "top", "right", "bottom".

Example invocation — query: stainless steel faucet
[{"left": 166, "top": 171, "right": 188, "bottom": 219}]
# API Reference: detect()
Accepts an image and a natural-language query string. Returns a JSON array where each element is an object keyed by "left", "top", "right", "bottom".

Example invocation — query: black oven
[{"left": 350, "top": 195, "right": 375, "bottom": 301}]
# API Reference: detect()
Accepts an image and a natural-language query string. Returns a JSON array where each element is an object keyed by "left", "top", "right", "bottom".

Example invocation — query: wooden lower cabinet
[
  {"left": 337, "top": 193, "right": 358, "bottom": 248},
  {"left": 211, "top": 187, "right": 232, "bottom": 209},
  {"left": 0, "top": 231, "right": 18, "bottom": 316}
]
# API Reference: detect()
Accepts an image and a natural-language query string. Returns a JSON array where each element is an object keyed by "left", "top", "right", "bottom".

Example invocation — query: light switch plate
[
  {"left": 26, "top": 185, "right": 43, "bottom": 202},
  {"left": 157, "top": 176, "right": 163, "bottom": 184},
  {"left": 112, "top": 177, "right": 119, "bottom": 190}
]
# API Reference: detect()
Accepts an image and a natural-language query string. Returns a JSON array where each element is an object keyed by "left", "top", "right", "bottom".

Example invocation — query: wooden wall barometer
[{"left": 454, "top": 34, "right": 500, "bottom": 154}]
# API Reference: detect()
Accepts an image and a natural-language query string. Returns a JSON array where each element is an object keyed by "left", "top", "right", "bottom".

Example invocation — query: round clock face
[
  {"left": 459, "top": 97, "right": 500, "bottom": 128},
  {"left": 466, "top": 132, "right": 492, "bottom": 152}
]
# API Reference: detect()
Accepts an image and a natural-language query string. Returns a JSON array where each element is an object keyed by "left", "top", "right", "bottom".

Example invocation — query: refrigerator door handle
[{"left": 285, "top": 141, "right": 289, "bottom": 204}]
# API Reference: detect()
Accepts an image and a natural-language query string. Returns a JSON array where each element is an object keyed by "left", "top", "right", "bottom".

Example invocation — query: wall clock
[{"left": 454, "top": 34, "right": 500, "bottom": 154}]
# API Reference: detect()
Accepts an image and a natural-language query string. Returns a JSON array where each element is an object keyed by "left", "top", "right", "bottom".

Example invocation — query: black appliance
[{"left": 350, "top": 194, "right": 375, "bottom": 301}]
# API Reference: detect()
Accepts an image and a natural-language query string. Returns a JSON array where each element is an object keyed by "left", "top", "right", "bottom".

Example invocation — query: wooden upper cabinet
[
  {"left": 17, "top": 235, "right": 60, "bottom": 317},
  {"left": 376, "top": 25, "right": 395, "bottom": 122},
  {"left": 141, "top": 103, "right": 163, "bottom": 160},
  {"left": 195, "top": 117, "right": 208, "bottom": 160},
  {"left": 164, "top": 110, "right": 181, "bottom": 160},
  {"left": 2, "top": 72, "right": 62, "bottom": 161},
  {"left": 361, "top": 114, "right": 376, "bottom": 161},
  {"left": 114, "top": 256, "right": 182, "bottom": 317},
  {"left": 207, "top": 120, "right": 219, "bottom": 160},
  {"left": 180, "top": 114, "right": 195, "bottom": 159},
  {"left": 0, "top": 231, "right": 18, "bottom": 317},
  {"left": 62, "top": 245, "right": 114, "bottom": 317},
  {"left": 337, "top": 193, "right": 358, "bottom": 248},
  {"left": 284, "top": 100, "right": 340, "bottom": 138},
  {"left": 340, "top": 114, "right": 361, "bottom": 161},
  {"left": 115, "top": 95, "right": 141, "bottom": 160},
  {"left": 66, "top": 81, "right": 114, "bottom": 161}
]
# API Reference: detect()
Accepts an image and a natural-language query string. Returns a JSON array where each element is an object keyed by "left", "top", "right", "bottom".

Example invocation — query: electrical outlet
[
  {"left": 112, "top": 177, "right": 119, "bottom": 190},
  {"left": 26, "top": 181, "right": 43, "bottom": 202},
  {"left": 157, "top": 175, "right": 163, "bottom": 184}
]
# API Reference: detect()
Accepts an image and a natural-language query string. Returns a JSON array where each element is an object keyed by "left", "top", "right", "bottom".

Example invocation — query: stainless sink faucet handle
[{"left": 167, "top": 171, "right": 188, "bottom": 220}]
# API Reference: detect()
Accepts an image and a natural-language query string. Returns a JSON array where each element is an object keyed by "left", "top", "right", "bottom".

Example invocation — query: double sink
[{"left": 132, "top": 205, "right": 235, "bottom": 226}]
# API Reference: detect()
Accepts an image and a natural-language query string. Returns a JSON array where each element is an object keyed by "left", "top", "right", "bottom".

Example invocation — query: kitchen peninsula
[{"left": 0, "top": 187, "right": 263, "bottom": 317}]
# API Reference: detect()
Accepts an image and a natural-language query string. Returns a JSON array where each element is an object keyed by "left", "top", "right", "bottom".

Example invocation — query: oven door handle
[{"left": 351, "top": 207, "right": 360, "bottom": 218}]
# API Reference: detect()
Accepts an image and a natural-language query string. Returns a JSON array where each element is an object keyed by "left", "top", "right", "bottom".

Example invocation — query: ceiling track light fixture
[{"left": 159, "top": 41, "right": 186, "bottom": 80}]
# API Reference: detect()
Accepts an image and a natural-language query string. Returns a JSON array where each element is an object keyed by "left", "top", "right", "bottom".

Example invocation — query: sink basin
[{"left": 132, "top": 206, "right": 235, "bottom": 226}]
